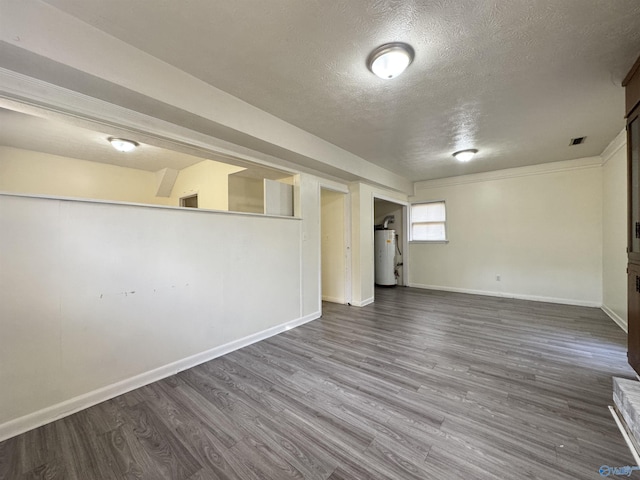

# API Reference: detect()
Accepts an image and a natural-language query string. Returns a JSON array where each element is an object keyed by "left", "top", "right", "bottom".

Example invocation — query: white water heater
[{"left": 375, "top": 229, "right": 396, "bottom": 286}]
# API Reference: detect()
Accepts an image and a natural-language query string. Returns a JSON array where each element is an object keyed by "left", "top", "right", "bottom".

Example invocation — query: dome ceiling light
[
  {"left": 367, "top": 42, "right": 415, "bottom": 80},
  {"left": 108, "top": 137, "right": 139, "bottom": 152},
  {"left": 453, "top": 149, "right": 478, "bottom": 162}
]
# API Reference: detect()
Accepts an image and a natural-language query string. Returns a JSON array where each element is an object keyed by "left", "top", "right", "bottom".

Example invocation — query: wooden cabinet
[
  {"left": 629, "top": 264, "right": 640, "bottom": 372},
  {"left": 624, "top": 55, "right": 640, "bottom": 375},
  {"left": 630, "top": 112, "right": 640, "bottom": 261}
]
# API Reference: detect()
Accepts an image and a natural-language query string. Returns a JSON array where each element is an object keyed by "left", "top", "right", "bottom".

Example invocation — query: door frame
[
  {"left": 319, "top": 184, "right": 352, "bottom": 306},
  {"left": 372, "top": 194, "right": 409, "bottom": 288}
]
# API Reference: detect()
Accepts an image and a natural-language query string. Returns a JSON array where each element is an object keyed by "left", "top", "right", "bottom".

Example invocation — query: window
[{"left": 411, "top": 201, "right": 447, "bottom": 241}]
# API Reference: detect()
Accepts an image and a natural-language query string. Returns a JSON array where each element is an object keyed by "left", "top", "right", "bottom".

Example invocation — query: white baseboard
[
  {"left": 602, "top": 304, "right": 628, "bottom": 333},
  {"left": 322, "top": 295, "right": 345, "bottom": 304},
  {"left": 351, "top": 296, "right": 374, "bottom": 307},
  {"left": 408, "top": 283, "right": 601, "bottom": 308},
  {"left": 0, "top": 311, "right": 321, "bottom": 442}
]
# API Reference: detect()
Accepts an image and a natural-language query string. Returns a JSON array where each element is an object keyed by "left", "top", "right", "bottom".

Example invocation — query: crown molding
[
  {"left": 414, "top": 156, "right": 603, "bottom": 191},
  {"left": 601, "top": 129, "right": 626, "bottom": 165}
]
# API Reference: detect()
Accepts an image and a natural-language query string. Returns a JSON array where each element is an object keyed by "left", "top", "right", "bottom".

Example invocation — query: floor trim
[
  {"left": 322, "top": 295, "right": 345, "bottom": 304},
  {"left": 408, "top": 283, "right": 601, "bottom": 308},
  {"left": 351, "top": 296, "right": 374, "bottom": 307},
  {"left": 602, "top": 304, "right": 628, "bottom": 333},
  {"left": 0, "top": 311, "right": 321, "bottom": 442}
]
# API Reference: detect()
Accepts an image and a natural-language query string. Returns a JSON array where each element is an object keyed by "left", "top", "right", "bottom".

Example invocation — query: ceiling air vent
[{"left": 569, "top": 136, "right": 586, "bottom": 146}]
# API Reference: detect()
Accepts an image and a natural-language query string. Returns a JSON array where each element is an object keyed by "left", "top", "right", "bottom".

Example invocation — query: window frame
[{"left": 409, "top": 200, "right": 448, "bottom": 243}]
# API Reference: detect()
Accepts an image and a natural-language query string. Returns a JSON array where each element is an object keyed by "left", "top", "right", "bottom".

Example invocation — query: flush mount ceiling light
[
  {"left": 108, "top": 137, "right": 139, "bottom": 152},
  {"left": 453, "top": 149, "right": 478, "bottom": 162},
  {"left": 367, "top": 42, "right": 415, "bottom": 79}
]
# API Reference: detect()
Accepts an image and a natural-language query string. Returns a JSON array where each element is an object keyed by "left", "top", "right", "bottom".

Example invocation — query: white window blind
[{"left": 411, "top": 201, "right": 447, "bottom": 241}]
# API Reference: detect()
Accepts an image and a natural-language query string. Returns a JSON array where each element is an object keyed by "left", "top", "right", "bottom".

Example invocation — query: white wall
[
  {"left": 321, "top": 189, "right": 346, "bottom": 303},
  {"left": 410, "top": 158, "right": 604, "bottom": 306},
  {"left": 299, "top": 175, "right": 322, "bottom": 316},
  {"left": 602, "top": 131, "right": 628, "bottom": 329},
  {"left": 0, "top": 191, "right": 318, "bottom": 440}
]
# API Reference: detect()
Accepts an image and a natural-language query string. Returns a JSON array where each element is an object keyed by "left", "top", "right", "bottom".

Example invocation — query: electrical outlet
[{"left": 496, "top": 275, "right": 501, "bottom": 281}]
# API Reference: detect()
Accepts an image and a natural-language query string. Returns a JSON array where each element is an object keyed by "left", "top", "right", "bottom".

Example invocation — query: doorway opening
[
  {"left": 320, "top": 188, "right": 350, "bottom": 304},
  {"left": 180, "top": 194, "right": 199, "bottom": 208},
  {"left": 373, "top": 198, "right": 407, "bottom": 287}
]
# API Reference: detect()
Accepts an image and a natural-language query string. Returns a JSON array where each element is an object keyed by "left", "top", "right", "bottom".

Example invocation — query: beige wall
[
  {"left": 0, "top": 147, "right": 253, "bottom": 211},
  {"left": 170, "top": 160, "right": 245, "bottom": 210},
  {"left": 321, "top": 189, "right": 346, "bottom": 303},
  {"left": 602, "top": 131, "right": 628, "bottom": 329},
  {"left": 0, "top": 146, "right": 166, "bottom": 204},
  {"left": 410, "top": 158, "right": 604, "bottom": 306}
]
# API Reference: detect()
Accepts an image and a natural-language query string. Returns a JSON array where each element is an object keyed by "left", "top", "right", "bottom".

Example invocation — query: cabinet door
[
  {"left": 628, "top": 265, "right": 640, "bottom": 372},
  {"left": 629, "top": 114, "right": 640, "bottom": 261}
]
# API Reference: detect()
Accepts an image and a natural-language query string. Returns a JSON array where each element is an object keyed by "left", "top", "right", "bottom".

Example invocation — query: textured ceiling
[{"left": 10, "top": 0, "right": 640, "bottom": 180}]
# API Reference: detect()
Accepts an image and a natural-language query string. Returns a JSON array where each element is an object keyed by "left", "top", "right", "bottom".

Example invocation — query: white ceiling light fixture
[
  {"left": 367, "top": 42, "right": 415, "bottom": 80},
  {"left": 453, "top": 149, "right": 478, "bottom": 162},
  {"left": 108, "top": 137, "right": 139, "bottom": 152}
]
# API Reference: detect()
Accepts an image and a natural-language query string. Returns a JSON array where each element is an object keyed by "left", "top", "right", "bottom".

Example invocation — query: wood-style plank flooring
[{"left": 0, "top": 287, "right": 638, "bottom": 479}]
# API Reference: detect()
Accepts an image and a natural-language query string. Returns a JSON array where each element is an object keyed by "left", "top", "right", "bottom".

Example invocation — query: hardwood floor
[{"left": 0, "top": 287, "right": 637, "bottom": 479}]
